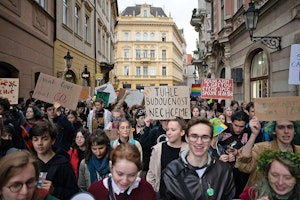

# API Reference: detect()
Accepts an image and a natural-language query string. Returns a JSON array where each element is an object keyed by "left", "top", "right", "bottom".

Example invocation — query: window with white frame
[
  {"left": 136, "top": 67, "right": 141, "bottom": 76},
  {"left": 149, "top": 67, "right": 156, "bottom": 76},
  {"left": 136, "top": 49, "right": 141, "bottom": 58},
  {"left": 143, "top": 50, "right": 148, "bottom": 58},
  {"left": 143, "top": 33, "right": 148, "bottom": 41},
  {"left": 150, "top": 32, "right": 155, "bottom": 41},
  {"left": 136, "top": 32, "right": 141, "bottom": 41},
  {"left": 84, "top": 15, "right": 90, "bottom": 42},
  {"left": 124, "top": 49, "right": 129, "bottom": 58},
  {"left": 143, "top": 67, "right": 148, "bottom": 76},
  {"left": 63, "top": 0, "right": 69, "bottom": 25},
  {"left": 162, "top": 66, "right": 167, "bottom": 76},
  {"left": 162, "top": 50, "right": 166, "bottom": 59},
  {"left": 150, "top": 50, "right": 155, "bottom": 58},
  {"left": 124, "top": 32, "right": 129, "bottom": 41},
  {"left": 250, "top": 51, "right": 269, "bottom": 98},
  {"left": 75, "top": 5, "right": 80, "bottom": 35},
  {"left": 35, "top": 0, "right": 45, "bottom": 8},
  {"left": 143, "top": 10, "right": 147, "bottom": 17},
  {"left": 124, "top": 66, "right": 129, "bottom": 76}
]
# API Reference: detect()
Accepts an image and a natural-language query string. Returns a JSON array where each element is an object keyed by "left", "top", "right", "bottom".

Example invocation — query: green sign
[{"left": 96, "top": 92, "right": 110, "bottom": 107}]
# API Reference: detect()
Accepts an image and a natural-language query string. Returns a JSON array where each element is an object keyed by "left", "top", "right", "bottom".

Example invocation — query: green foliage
[{"left": 257, "top": 150, "right": 300, "bottom": 173}]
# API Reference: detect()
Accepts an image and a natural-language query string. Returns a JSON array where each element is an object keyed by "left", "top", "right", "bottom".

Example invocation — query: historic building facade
[
  {"left": 55, "top": 0, "right": 118, "bottom": 87},
  {"left": 0, "top": 0, "right": 55, "bottom": 98},
  {"left": 114, "top": 4, "right": 186, "bottom": 90},
  {"left": 191, "top": 0, "right": 300, "bottom": 104}
]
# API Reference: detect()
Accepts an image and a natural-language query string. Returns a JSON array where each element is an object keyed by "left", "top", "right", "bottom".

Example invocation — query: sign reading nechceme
[
  {"left": 254, "top": 96, "right": 300, "bottom": 121},
  {"left": 144, "top": 86, "right": 191, "bottom": 120},
  {"left": 33, "top": 73, "right": 82, "bottom": 110},
  {"left": 201, "top": 78, "right": 233, "bottom": 99},
  {"left": 0, "top": 78, "right": 19, "bottom": 104}
]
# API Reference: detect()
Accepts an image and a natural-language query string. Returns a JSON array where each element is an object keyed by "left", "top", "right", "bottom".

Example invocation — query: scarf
[{"left": 88, "top": 154, "right": 110, "bottom": 183}]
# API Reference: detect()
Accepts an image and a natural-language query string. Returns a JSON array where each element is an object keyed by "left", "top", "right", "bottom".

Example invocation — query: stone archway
[{"left": 0, "top": 62, "right": 19, "bottom": 78}]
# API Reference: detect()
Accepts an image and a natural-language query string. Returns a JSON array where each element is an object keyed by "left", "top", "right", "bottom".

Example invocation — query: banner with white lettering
[
  {"left": 144, "top": 86, "right": 191, "bottom": 120},
  {"left": 201, "top": 78, "right": 233, "bottom": 99}
]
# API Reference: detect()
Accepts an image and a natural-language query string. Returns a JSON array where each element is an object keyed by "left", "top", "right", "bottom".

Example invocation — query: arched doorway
[{"left": 0, "top": 62, "right": 19, "bottom": 78}]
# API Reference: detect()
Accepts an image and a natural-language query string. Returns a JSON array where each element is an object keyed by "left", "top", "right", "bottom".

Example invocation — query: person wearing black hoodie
[{"left": 29, "top": 120, "right": 79, "bottom": 199}]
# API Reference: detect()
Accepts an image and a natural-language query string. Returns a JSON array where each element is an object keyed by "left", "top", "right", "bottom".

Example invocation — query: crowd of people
[{"left": 0, "top": 92, "right": 299, "bottom": 200}]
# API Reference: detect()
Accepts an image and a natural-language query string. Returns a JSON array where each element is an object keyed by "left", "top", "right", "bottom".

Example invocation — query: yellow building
[{"left": 114, "top": 4, "right": 186, "bottom": 90}]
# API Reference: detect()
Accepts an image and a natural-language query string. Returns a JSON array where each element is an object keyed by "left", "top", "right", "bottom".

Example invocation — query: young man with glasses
[{"left": 160, "top": 117, "right": 235, "bottom": 200}]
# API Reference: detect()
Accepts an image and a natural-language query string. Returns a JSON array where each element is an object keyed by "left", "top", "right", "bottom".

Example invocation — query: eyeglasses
[
  {"left": 112, "top": 117, "right": 121, "bottom": 122},
  {"left": 7, "top": 178, "right": 37, "bottom": 193},
  {"left": 137, "top": 109, "right": 146, "bottom": 116},
  {"left": 188, "top": 134, "right": 211, "bottom": 143}
]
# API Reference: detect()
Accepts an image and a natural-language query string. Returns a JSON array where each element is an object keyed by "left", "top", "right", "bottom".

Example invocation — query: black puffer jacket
[{"left": 160, "top": 150, "right": 235, "bottom": 200}]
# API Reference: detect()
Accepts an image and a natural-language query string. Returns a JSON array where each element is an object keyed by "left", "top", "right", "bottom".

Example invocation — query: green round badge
[{"left": 207, "top": 188, "right": 214, "bottom": 196}]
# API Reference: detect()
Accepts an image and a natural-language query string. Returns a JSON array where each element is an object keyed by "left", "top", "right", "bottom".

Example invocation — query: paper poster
[
  {"left": 254, "top": 96, "right": 300, "bottom": 121},
  {"left": 144, "top": 86, "right": 191, "bottom": 120},
  {"left": 201, "top": 78, "right": 233, "bottom": 99},
  {"left": 94, "top": 83, "right": 117, "bottom": 105},
  {"left": 0, "top": 78, "right": 19, "bottom": 104},
  {"left": 125, "top": 91, "right": 144, "bottom": 107},
  {"left": 288, "top": 44, "right": 300, "bottom": 85},
  {"left": 33, "top": 73, "right": 82, "bottom": 110}
]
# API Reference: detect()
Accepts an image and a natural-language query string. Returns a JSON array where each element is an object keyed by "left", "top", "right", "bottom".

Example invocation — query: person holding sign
[
  {"left": 159, "top": 117, "right": 235, "bottom": 200},
  {"left": 45, "top": 102, "right": 75, "bottom": 152},
  {"left": 236, "top": 118, "right": 300, "bottom": 189},
  {"left": 87, "top": 98, "right": 112, "bottom": 133}
]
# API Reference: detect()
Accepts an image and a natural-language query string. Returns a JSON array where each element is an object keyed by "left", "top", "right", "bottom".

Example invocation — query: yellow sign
[{"left": 95, "top": 73, "right": 103, "bottom": 82}]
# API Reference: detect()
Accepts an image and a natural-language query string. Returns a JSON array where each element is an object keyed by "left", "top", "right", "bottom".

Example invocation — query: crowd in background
[{"left": 0, "top": 91, "right": 299, "bottom": 200}]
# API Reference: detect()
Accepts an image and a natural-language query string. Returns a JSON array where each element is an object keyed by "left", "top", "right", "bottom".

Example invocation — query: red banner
[{"left": 201, "top": 78, "right": 233, "bottom": 99}]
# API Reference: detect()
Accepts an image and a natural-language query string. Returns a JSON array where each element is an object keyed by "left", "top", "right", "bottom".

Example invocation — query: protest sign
[
  {"left": 125, "top": 91, "right": 144, "bottom": 107},
  {"left": 191, "top": 84, "right": 201, "bottom": 97},
  {"left": 201, "top": 78, "right": 233, "bottom": 99},
  {"left": 0, "top": 78, "right": 19, "bottom": 104},
  {"left": 288, "top": 44, "right": 300, "bottom": 85},
  {"left": 79, "top": 86, "right": 93, "bottom": 101},
  {"left": 96, "top": 92, "right": 110, "bottom": 107},
  {"left": 33, "top": 73, "right": 82, "bottom": 110},
  {"left": 94, "top": 83, "right": 117, "bottom": 105},
  {"left": 144, "top": 86, "right": 191, "bottom": 120},
  {"left": 254, "top": 96, "right": 300, "bottom": 121}
]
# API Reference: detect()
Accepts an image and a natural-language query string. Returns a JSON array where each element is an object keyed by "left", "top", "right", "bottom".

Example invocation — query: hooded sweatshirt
[{"left": 38, "top": 149, "right": 79, "bottom": 200}]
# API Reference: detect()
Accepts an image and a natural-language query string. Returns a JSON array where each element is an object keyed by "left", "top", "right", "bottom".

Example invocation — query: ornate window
[{"left": 250, "top": 51, "right": 269, "bottom": 98}]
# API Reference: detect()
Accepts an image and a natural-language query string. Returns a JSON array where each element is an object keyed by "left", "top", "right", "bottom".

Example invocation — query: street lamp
[
  {"left": 64, "top": 51, "right": 73, "bottom": 69},
  {"left": 243, "top": 1, "right": 281, "bottom": 51},
  {"left": 81, "top": 65, "right": 90, "bottom": 86}
]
